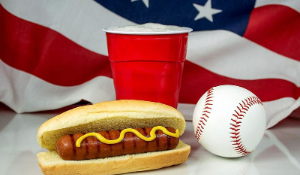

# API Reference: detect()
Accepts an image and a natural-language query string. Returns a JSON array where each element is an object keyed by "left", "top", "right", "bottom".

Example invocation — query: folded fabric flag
[{"left": 0, "top": 0, "right": 299, "bottom": 128}]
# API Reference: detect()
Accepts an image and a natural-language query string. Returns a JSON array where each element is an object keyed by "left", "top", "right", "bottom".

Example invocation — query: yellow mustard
[{"left": 76, "top": 126, "right": 179, "bottom": 147}]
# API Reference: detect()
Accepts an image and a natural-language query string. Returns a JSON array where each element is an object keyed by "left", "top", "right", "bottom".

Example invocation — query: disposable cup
[{"left": 103, "top": 26, "right": 192, "bottom": 108}]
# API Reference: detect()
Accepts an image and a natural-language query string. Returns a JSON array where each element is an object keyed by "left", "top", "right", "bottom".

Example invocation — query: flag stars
[
  {"left": 193, "top": 0, "right": 222, "bottom": 22},
  {"left": 131, "top": 0, "right": 149, "bottom": 8},
  {"left": 130, "top": 0, "right": 222, "bottom": 22}
]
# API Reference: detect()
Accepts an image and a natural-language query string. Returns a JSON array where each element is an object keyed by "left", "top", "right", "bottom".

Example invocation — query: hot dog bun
[{"left": 37, "top": 100, "right": 190, "bottom": 175}]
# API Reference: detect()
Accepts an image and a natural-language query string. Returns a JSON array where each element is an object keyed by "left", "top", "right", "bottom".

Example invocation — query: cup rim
[{"left": 103, "top": 26, "right": 193, "bottom": 35}]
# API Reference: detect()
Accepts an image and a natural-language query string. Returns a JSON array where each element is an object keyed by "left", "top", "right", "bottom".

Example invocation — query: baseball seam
[
  {"left": 230, "top": 96, "right": 263, "bottom": 155},
  {"left": 195, "top": 87, "right": 214, "bottom": 142}
]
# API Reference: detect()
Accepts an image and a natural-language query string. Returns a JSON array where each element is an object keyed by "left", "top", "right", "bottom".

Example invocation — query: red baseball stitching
[
  {"left": 230, "top": 96, "right": 263, "bottom": 155},
  {"left": 195, "top": 88, "right": 214, "bottom": 142}
]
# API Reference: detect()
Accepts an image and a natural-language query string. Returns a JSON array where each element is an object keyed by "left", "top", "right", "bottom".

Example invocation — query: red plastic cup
[{"left": 103, "top": 26, "right": 192, "bottom": 108}]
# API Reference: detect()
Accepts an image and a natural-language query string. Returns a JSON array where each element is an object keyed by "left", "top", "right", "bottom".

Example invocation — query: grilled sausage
[{"left": 56, "top": 127, "right": 179, "bottom": 160}]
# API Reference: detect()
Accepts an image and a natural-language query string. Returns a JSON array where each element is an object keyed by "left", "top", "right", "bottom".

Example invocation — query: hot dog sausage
[{"left": 56, "top": 127, "right": 179, "bottom": 160}]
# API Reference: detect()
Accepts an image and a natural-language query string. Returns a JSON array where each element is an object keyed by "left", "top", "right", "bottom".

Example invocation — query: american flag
[{"left": 0, "top": 0, "right": 299, "bottom": 128}]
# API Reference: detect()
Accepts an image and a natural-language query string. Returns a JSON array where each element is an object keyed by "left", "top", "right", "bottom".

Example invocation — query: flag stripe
[
  {"left": 0, "top": 4, "right": 112, "bottom": 86},
  {"left": 187, "top": 30, "right": 300, "bottom": 86},
  {"left": 0, "top": 60, "right": 115, "bottom": 113},
  {"left": 263, "top": 97, "right": 300, "bottom": 128},
  {"left": 1, "top": 0, "right": 134, "bottom": 55},
  {"left": 244, "top": 5, "right": 300, "bottom": 61},
  {"left": 180, "top": 61, "right": 300, "bottom": 103}
]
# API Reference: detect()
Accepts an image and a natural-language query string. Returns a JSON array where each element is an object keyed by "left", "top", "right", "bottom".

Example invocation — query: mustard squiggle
[{"left": 76, "top": 126, "right": 179, "bottom": 147}]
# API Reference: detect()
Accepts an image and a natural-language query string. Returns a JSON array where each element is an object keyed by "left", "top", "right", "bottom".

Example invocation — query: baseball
[{"left": 193, "top": 85, "right": 266, "bottom": 158}]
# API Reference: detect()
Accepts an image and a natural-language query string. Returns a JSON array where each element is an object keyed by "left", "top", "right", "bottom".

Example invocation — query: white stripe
[
  {"left": 178, "top": 97, "right": 299, "bottom": 129},
  {"left": 1, "top": 0, "right": 135, "bottom": 56},
  {"left": 264, "top": 98, "right": 300, "bottom": 128},
  {"left": 187, "top": 30, "right": 300, "bottom": 86},
  {"left": 255, "top": 0, "right": 300, "bottom": 13},
  {"left": 0, "top": 60, "right": 115, "bottom": 113}
]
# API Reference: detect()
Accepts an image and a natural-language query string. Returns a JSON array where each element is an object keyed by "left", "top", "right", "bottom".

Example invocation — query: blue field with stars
[{"left": 95, "top": 0, "right": 256, "bottom": 36}]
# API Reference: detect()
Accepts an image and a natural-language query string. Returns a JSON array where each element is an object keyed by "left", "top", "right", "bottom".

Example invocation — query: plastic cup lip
[{"left": 103, "top": 26, "right": 193, "bottom": 35}]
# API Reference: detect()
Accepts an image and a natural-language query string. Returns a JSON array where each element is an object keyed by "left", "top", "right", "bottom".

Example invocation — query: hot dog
[
  {"left": 56, "top": 127, "right": 179, "bottom": 160},
  {"left": 37, "top": 100, "right": 191, "bottom": 175}
]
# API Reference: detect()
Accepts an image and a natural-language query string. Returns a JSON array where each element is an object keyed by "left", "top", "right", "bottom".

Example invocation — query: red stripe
[
  {"left": 0, "top": 5, "right": 112, "bottom": 86},
  {"left": 179, "top": 61, "right": 300, "bottom": 103},
  {"left": 244, "top": 5, "right": 300, "bottom": 61}
]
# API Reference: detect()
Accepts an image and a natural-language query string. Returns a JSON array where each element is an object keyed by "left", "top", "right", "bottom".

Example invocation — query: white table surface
[{"left": 0, "top": 104, "right": 300, "bottom": 175}]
